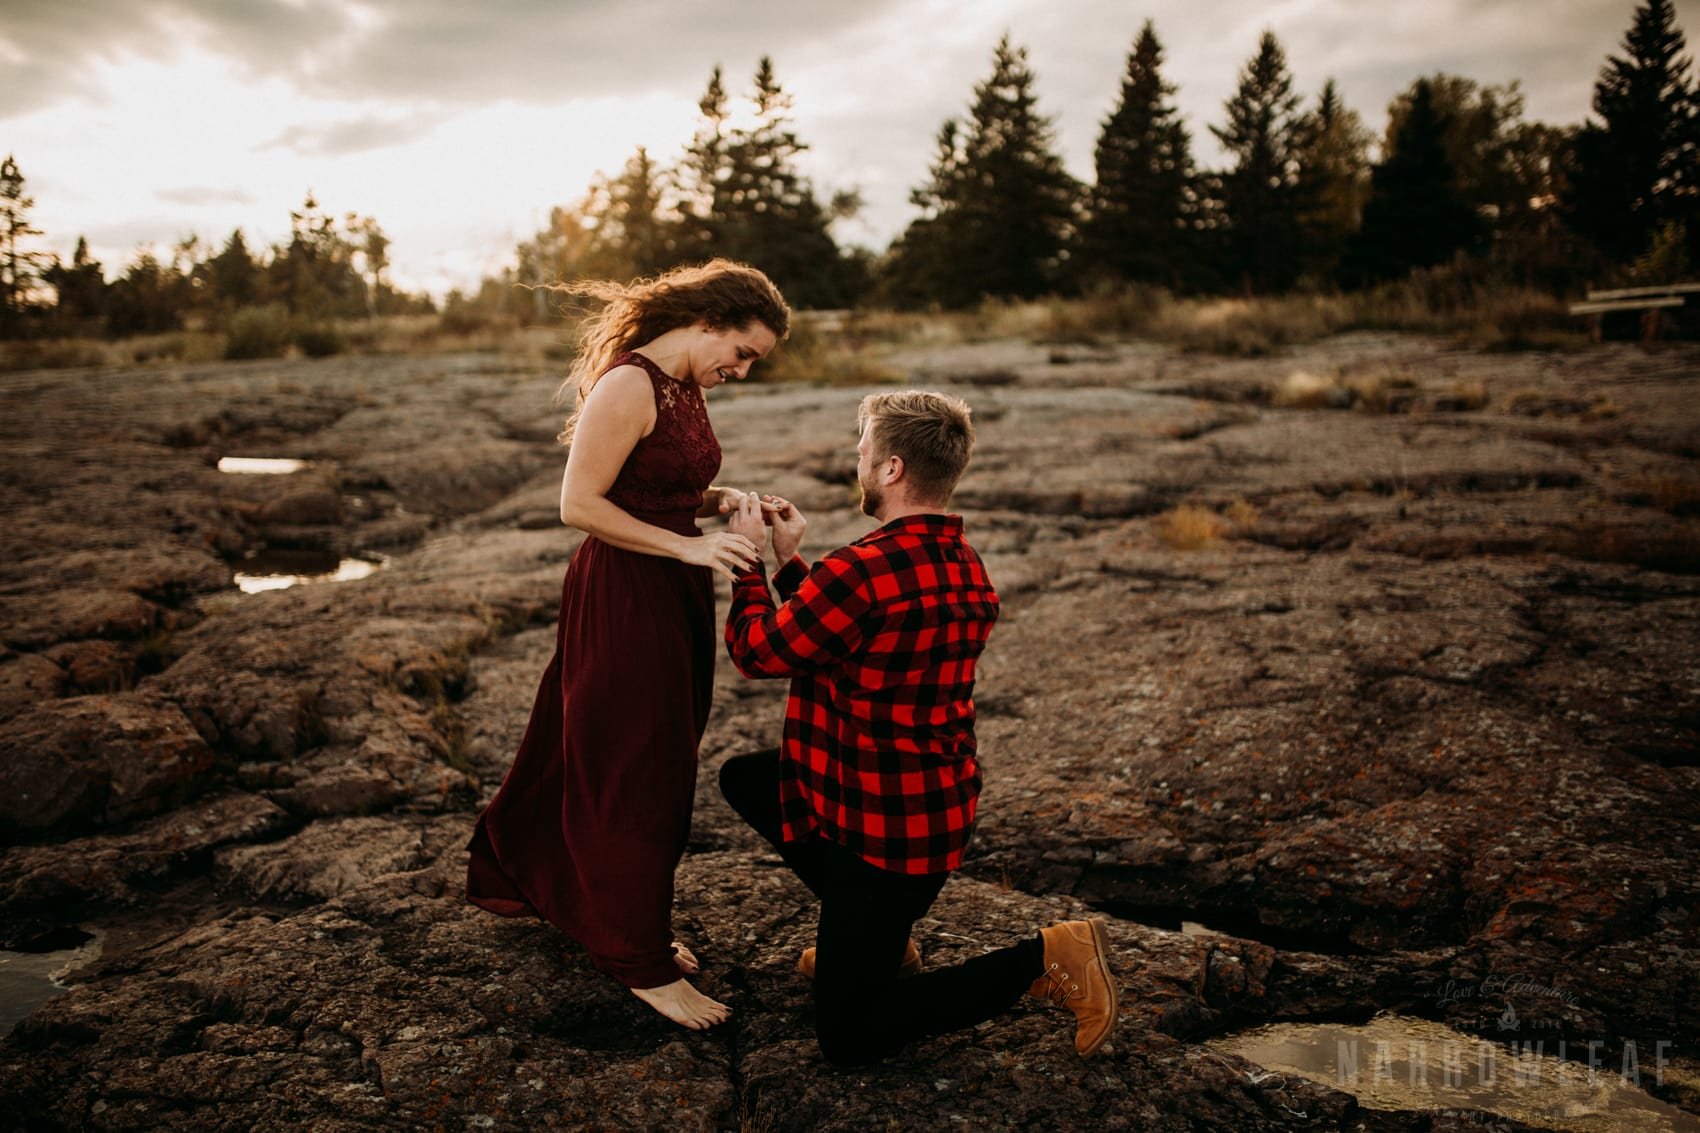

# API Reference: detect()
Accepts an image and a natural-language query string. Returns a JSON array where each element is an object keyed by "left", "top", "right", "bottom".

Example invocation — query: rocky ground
[{"left": 1, "top": 330, "right": 1697, "bottom": 1131}]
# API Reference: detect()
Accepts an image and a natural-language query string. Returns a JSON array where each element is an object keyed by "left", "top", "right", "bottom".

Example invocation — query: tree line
[
  {"left": 2, "top": 0, "right": 1695, "bottom": 340},
  {"left": 464, "top": 0, "right": 1695, "bottom": 318},
  {"left": 0, "top": 183, "right": 433, "bottom": 341}
]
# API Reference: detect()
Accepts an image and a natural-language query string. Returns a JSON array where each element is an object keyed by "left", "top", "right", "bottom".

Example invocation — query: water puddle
[
  {"left": 218, "top": 456, "right": 307, "bottom": 475},
  {"left": 1210, "top": 1014, "right": 1697, "bottom": 1131},
  {"left": 233, "top": 548, "right": 384, "bottom": 593},
  {"left": 0, "top": 929, "right": 102, "bottom": 1034}
]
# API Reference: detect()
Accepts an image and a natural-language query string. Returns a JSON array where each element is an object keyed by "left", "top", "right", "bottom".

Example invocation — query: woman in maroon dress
[{"left": 467, "top": 260, "right": 790, "bottom": 1029}]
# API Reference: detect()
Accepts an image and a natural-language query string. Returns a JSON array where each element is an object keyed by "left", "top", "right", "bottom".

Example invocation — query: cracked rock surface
[{"left": 2, "top": 333, "right": 1697, "bottom": 1130}]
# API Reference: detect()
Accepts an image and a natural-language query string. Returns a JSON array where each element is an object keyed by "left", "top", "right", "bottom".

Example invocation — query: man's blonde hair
[{"left": 858, "top": 390, "right": 975, "bottom": 505}]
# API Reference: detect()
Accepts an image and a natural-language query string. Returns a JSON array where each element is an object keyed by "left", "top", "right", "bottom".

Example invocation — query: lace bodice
[{"left": 601, "top": 352, "right": 721, "bottom": 523}]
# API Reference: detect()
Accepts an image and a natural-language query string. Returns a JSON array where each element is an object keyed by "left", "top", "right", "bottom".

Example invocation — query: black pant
[{"left": 719, "top": 749, "right": 1043, "bottom": 1066}]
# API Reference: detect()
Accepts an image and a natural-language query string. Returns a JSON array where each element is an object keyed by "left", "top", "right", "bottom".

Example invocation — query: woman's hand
[
  {"left": 703, "top": 485, "right": 784, "bottom": 522},
  {"left": 680, "top": 529, "right": 762, "bottom": 582},
  {"left": 699, "top": 485, "right": 747, "bottom": 519}
]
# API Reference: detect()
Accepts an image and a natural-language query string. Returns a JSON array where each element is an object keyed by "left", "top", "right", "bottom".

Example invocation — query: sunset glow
[{"left": 4, "top": 0, "right": 1695, "bottom": 299}]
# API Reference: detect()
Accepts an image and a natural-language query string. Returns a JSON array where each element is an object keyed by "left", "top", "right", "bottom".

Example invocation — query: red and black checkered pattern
[{"left": 726, "top": 514, "right": 999, "bottom": 874}]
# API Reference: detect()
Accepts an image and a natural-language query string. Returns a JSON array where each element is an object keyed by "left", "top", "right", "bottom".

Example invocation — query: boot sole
[{"left": 1078, "top": 918, "right": 1119, "bottom": 1057}]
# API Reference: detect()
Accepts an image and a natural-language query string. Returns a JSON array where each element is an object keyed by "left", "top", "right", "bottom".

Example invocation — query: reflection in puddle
[
  {"left": 1210, "top": 1015, "right": 1697, "bottom": 1132},
  {"left": 217, "top": 456, "right": 307, "bottom": 475},
  {"left": 233, "top": 549, "right": 384, "bottom": 593},
  {"left": 0, "top": 931, "right": 102, "bottom": 1034}
]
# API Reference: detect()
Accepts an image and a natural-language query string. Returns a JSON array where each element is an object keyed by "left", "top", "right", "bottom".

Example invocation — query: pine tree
[
  {"left": 1388, "top": 76, "right": 1553, "bottom": 231},
  {"left": 106, "top": 249, "right": 189, "bottom": 337},
  {"left": 878, "top": 121, "right": 964, "bottom": 305},
  {"left": 1291, "top": 80, "right": 1372, "bottom": 283},
  {"left": 884, "top": 35, "right": 1079, "bottom": 308},
  {"left": 43, "top": 236, "right": 107, "bottom": 332},
  {"left": 0, "top": 154, "right": 47, "bottom": 335},
  {"left": 711, "top": 57, "right": 853, "bottom": 308},
  {"left": 596, "top": 147, "right": 674, "bottom": 280},
  {"left": 674, "top": 67, "right": 731, "bottom": 261},
  {"left": 1342, "top": 79, "right": 1485, "bottom": 286},
  {"left": 1210, "top": 32, "right": 1305, "bottom": 293},
  {"left": 1565, "top": 0, "right": 1697, "bottom": 263},
  {"left": 1079, "top": 21, "right": 1196, "bottom": 289},
  {"left": 272, "top": 193, "right": 360, "bottom": 318},
  {"left": 203, "top": 229, "right": 261, "bottom": 312}
]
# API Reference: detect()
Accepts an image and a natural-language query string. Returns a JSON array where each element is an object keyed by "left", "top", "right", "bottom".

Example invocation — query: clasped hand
[{"left": 724, "top": 489, "right": 806, "bottom": 566}]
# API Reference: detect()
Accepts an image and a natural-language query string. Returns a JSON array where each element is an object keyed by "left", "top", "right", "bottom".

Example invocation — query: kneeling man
[{"left": 720, "top": 390, "right": 1118, "bottom": 1066}]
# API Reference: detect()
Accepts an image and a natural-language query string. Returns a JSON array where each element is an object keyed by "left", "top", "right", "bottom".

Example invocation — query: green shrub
[
  {"left": 224, "top": 305, "right": 294, "bottom": 360},
  {"left": 294, "top": 322, "right": 346, "bottom": 358}
]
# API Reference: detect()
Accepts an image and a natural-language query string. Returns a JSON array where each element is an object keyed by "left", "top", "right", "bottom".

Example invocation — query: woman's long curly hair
[{"left": 554, "top": 259, "right": 791, "bottom": 445}]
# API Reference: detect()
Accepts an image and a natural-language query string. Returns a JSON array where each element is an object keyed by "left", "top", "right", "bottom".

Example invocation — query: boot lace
[{"left": 1035, "top": 962, "right": 1083, "bottom": 1006}]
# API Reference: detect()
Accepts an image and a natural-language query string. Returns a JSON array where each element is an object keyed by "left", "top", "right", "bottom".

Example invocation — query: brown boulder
[
  {"left": 0, "top": 588, "right": 160, "bottom": 649},
  {"left": 0, "top": 692, "right": 219, "bottom": 842},
  {"left": 0, "top": 651, "right": 65, "bottom": 721}
]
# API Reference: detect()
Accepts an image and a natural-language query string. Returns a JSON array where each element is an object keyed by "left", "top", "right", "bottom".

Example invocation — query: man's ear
[{"left": 883, "top": 455, "right": 905, "bottom": 486}]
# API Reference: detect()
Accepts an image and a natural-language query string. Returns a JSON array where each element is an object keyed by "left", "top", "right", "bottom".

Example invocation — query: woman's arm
[{"left": 559, "top": 365, "right": 759, "bottom": 581}]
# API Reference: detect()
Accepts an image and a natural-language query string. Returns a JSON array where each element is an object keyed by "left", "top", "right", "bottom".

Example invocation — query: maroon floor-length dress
[{"left": 466, "top": 352, "right": 720, "bottom": 989}]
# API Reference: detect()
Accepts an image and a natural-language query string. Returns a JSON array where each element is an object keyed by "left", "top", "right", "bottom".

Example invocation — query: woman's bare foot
[
  {"left": 631, "top": 979, "right": 730, "bottom": 1030},
  {"left": 672, "top": 941, "right": 700, "bottom": 975}
]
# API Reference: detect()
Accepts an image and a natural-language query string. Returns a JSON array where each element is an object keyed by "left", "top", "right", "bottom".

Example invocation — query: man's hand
[
  {"left": 762, "top": 495, "right": 807, "bottom": 564},
  {"left": 729, "top": 492, "right": 769, "bottom": 561}
]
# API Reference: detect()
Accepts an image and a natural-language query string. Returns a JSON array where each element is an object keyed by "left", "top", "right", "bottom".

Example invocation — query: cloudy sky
[{"left": 4, "top": 0, "right": 1694, "bottom": 301}]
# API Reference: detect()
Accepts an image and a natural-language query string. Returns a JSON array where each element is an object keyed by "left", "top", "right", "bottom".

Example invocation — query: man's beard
[{"left": 858, "top": 474, "right": 884, "bottom": 518}]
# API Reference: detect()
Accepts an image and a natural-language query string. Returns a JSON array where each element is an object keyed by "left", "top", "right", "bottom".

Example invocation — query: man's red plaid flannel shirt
[{"left": 725, "top": 513, "right": 999, "bottom": 875}]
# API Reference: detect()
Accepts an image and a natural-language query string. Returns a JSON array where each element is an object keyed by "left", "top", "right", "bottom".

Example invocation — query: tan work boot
[
  {"left": 797, "top": 937, "right": 922, "bottom": 980},
  {"left": 1029, "top": 918, "right": 1118, "bottom": 1056}
]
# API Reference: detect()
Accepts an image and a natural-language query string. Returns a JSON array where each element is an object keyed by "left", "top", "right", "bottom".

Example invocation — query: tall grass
[
  {"left": 756, "top": 312, "right": 903, "bottom": 386},
  {"left": 857, "top": 272, "right": 1582, "bottom": 359},
  {"left": 1341, "top": 269, "right": 1579, "bottom": 350},
  {"left": 0, "top": 271, "right": 1598, "bottom": 376},
  {"left": 0, "top": 310, "right": 569, "bottom": 372}
]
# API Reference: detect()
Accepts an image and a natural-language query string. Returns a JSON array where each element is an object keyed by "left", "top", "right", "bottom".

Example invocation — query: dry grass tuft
[
  {"left": 757, "top": 314, "right": 903, "bottom": 386},
  {"left": 1224, "top": 498, "right": 1261, "bottom": 529},
  {"left": 1147, "top": 296, "right": 1348, "bottom": 357},
  {"left": 1340, "top": 367, "right": 1419, "bottom": 413},
  {"left": 1154, "top": 504, "right": 1232, "bottom": 550}
]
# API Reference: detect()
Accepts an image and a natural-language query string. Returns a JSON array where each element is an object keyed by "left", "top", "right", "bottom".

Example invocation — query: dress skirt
[{"left": 467, "top": 517, "right": 713, "bottom": 989}]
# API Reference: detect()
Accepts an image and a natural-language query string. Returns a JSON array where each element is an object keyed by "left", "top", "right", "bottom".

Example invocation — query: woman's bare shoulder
[
  {"left": 576, "top": 362, "right": 658, "bottom": 439},
  {"left": 584, "top": 362, "right": 658, "bottom": 412},
  {"left": 591, "top": 361, "right": 656, "bottom": 396}
]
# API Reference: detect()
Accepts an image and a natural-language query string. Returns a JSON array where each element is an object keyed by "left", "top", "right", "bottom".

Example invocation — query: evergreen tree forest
[{"left": 3, "top": 1, "right": 1696, "bottom": 341}]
